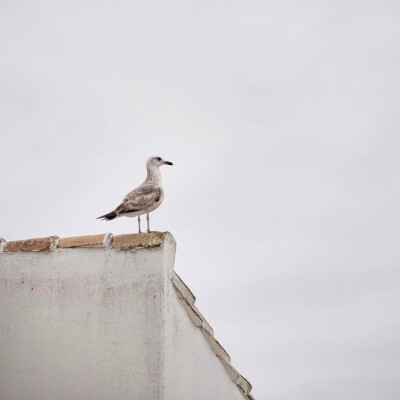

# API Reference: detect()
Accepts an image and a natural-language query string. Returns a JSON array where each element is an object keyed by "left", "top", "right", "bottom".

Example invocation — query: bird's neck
[{"left": 146, "top": 166, "right": 162, "bottom": 185}]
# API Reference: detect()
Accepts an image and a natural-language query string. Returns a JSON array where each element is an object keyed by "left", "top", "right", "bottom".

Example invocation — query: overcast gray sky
[{"left": 1, "top": 1, "right": 400, "bottom": 399}]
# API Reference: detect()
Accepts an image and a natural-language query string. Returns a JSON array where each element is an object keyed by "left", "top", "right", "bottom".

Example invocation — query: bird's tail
[{"left": 97, "top": 211, "right": 117, "bottom": 221}]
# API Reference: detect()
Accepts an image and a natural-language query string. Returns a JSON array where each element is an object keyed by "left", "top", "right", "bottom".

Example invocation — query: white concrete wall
[
  {"left": 0, "top": 233, "right": 248, "bottom": 400},
  {"left": 0, "top": 243, "right": 171, "bottom": 400}
]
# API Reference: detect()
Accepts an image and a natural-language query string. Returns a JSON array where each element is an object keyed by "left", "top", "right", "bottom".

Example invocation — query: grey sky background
[{"left": 1, "top": 1, "right": 399, "bottom": 398}]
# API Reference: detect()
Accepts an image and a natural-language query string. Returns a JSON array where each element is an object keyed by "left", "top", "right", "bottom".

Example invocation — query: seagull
[{"left": 97, "top": 156, "right": 173, "bottom": 233}]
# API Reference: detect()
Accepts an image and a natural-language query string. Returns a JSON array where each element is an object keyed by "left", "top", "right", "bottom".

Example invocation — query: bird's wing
[
  {"left": 116, "top": 184, "right": 160, "bottom": 215},
  {"left": 123, "top": 183, "right": 157, "bottom": 201}
]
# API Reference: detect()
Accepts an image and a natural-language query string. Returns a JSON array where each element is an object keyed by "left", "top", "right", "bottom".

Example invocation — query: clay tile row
[{"left": 0, "top": 232, "right": 168, "bottom": 252}]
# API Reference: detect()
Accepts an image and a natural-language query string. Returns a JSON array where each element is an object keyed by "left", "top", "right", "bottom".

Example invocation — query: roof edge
[
  {"left": 0, "top": 232, "right": 173, "bottom": 253},
  {"left": 172, "top": 272, "right": 254, "bottom": 399}
]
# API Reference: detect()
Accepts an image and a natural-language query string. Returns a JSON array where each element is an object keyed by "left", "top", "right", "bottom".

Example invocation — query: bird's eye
[{"left": 155, "top": 157, "right": 161, "bottom": 161}]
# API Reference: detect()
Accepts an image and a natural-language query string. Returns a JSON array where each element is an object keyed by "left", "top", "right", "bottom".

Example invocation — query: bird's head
[{"left": 147, "top": 156, "right": 173, "bottom": 169}]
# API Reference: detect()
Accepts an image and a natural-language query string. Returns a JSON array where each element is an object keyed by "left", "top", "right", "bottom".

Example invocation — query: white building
[{"left": 0, "top": 232, "right": 254, "bottom": 400}]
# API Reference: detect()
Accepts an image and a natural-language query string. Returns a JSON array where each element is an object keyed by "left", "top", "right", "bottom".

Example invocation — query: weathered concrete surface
[
  {"left": 0, "top": 233, "right": 174, "bottom": 400},
  {"left": 0, "top": 232, "right": 253, "bottom": 400}
]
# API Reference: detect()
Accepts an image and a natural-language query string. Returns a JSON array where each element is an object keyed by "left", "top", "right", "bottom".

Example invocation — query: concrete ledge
[
  {"left": 58, "top": 233, "right": 113, "bottom": 248},
  {"left": 172, "top": 275, "right": 214, "bottom": 337},
  {"left": 172, "top": 272, "right": 214, "bottom": 334},
  {"left": 237, "top": 373, "right": 252, "bottom": 395},
  {"left": 202, "top": 330, "right": 231, "bottom": 363},
  {"left": 199, "top": 315, "right": 214, "bottom": 337},
  {"left": 218, "top": 356, "right": 252, "bottom": 395},
  {"left": 112, "top": 232, "right": 166, "bottom": 250},
  {"left": 3, "top": 236, "right": 59, "bottom": 252},
  {"left": 171, "top": 273, "right": 256, "bottom": 398},
  {"left": 172, "top": 273, "right": 196, "bottom": 305},
  {"left": 174, "top": 286, "right": 203, "bottom": 327},
  {"left": 172, "top": 274, "right": 231, "bottom": 362}
]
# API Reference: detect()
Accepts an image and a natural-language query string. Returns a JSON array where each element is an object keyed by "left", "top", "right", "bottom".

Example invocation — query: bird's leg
[
  {"left": 147, "top": 213, "right": 150, "bottom": 233},
  {"left": 138, "top": 215, "right": 142, "bottom": 233}
]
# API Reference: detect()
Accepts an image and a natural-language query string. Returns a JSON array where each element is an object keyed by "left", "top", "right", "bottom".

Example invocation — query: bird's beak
[{"left": 163, "top": 161, "right": 173, "bottom": 165}]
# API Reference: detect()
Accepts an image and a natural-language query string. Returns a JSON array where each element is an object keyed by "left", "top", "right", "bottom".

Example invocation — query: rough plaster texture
[{"left": 0, "top": 233, "right": 250, "bottom": 400}]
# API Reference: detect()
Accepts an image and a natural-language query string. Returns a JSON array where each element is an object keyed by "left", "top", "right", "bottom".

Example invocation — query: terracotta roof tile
[
  {"left": 112, "top": 232, "right": 166, "bottom": 250},
  {"left": 4, "top": 236, "right": 59, "bottom": 252},
  {"left": 58, "top": 233, "right": 113, "bottom": 248}
]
